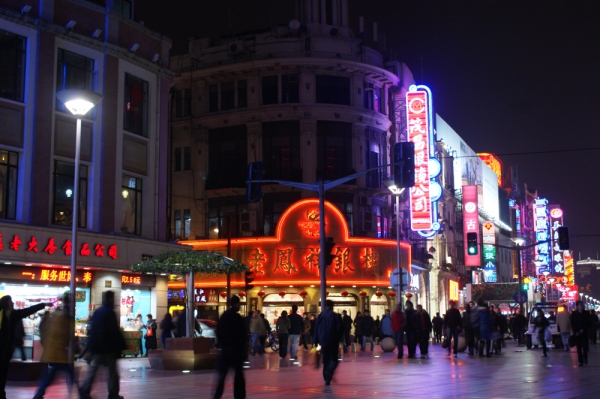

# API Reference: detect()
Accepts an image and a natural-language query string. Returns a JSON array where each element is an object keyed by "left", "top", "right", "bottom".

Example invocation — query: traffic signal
[
  {"left": 393, "top": 142, "right": 415, "bottom": 188},
  {"left": 244, "top": 271, "right": 254, "bottom": 291},
  {"left": 523, "top": 282, "right": 529, "bottom": 290},
  {"left": 557, "top": 226, "right": 570, "bottom": 250},
  {"left": 246, "top": 162, "right": 263, "bottom": 204},
  {"left": 323, "top": 237, "right": 337, "bottom": 265},
  {"left": 466, "top": 232, "right": 478, "bottom": 255}
]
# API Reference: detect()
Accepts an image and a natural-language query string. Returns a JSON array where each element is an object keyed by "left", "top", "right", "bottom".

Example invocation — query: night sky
[{"left": 135, "top": 1, "right": 600, "bottom": 292}]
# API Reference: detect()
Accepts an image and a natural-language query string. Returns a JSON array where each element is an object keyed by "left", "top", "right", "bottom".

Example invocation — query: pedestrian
[
  {"left": 533, "top": 307, "right": 549, "bottom": 357},
  {"left": 477, "top": 304, "right": 493, "bottom": 357},
  {"left": 571, "top": 300, "right": 589, "bottom": 366},
  {"left": 353, "top": 312, "right": 363, "bottom": 346},
  {"left": 144, "top": 314, "right": 157, "bottom": 356},
  {"left": 276, "top": 310, "right": 291, "bottom": 359},
  {"left": 373, "top": 315, "right": 381, "bottom": 341},
  {"left": 489, "top": 305, "right": 501, "bottom": 354},
  {"left": 213, "top": 295, "right": 247, "bottom": 399},
  {"left": 131, "top": 314, "right": 145, "bottom": 356},
  {"left": 260, "top": 313, "right": 271, "bottom": 351},
  {"left": 391, "top": 303, "right": 405, "bottom": 359},
  {"left": 79, "top": 290, "right": 127, "bottom": 399},
  {"left": 380, "top": 309, "right": 393, "bottom": 340},
  {"left": 470, "top": 301, "right": 482, "bottom": 346},
  {"left": 432, "top": 312, "right": 444, "bottom": 344},
  {"left": 288, "top": 305, "right": 303, "bottom": 360},
  {"left": 360, "top": 310, "right": 374, "bottom": 351},
  {"left": 313, "top": 300, "right": 343, "bottom": 386},
  {"left": 444, "top": 301, "right": 462, "bottom": 357},
  {"left": 496, "top": 308, "right": 508, "bottom": 352},
  {"left": 414, "top": 305, "right": 432, "bottom": 358},
  {"left": 462, "top": 304, "right": 475, "bottom": 356},
  {"left": 0, "top": 295, "right": 50, "bottom": 398},
  {"left": 13, "top": 320, "right": 27, "bottom": 361},
  {"left": 33, "top": 294, "right": 74, "bottom": 399},
  {"left": 512, "top": 308, "right": 527, "bottom": 346},
  {"left": 249, "top": 310, "right": 266, "bottom": 356},
  {"left": 302, "top": 313, "right": 311, "bottom": 351},
  {"left": 404, "top": 301, "right": 417, "bottom": 358},
  {"left": 556, "top": 305, "right": 572, "bottom": 351},
  {"left": 159, "top": 313, "right": 174, "bottom": 349},
  {"left": 341, "top": 310, "right": 352, "bottom": 352},
  {"left": 588, "top": 309, "right": 598, "bottom": 344}
]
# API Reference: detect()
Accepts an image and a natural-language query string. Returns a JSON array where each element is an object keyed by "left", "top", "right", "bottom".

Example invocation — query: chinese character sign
[
  {"left": 534, "top": 198, "right": 549, "bottom": 274},
  {"left": 449, "top": 280, "right": 460, "bottom": 302},
  {"left": 482, "top": 221, "right": 497, "bottom": 282},
  {"left": 462, "top": 185, "right": 480, "bottom": 266},
  {"left": 406, "top": 88, "right": 432, "bottom": 231},
  {"left": 548, "top": 205, "right": 565, "bottom": 276}
]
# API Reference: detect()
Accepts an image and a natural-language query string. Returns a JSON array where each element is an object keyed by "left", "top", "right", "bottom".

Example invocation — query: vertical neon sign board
[
  {"left": 482, "top": 221, "right": 497, "bottom": 282},
  {"left": 406, "top": 85, "right": 441, "bottom": 235},
  {"left": 548, "top": 206, "right": 565, "bottom": 276},
  {"left": 534, "top": 198, "right": 549, "bottom": 275},
  {"left": 462, "top": 185, "right": 480, "bottom": 266}
]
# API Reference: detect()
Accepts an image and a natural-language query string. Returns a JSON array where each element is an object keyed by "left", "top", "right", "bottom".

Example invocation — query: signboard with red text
[
  {"left": 406, "top": 89, "right": 432, "bottom": 231},
  {"left": 463, "top": 185, "right": 480, "bottom": 266},
  {"left": 1, "top": 265, "right": 93, "bottom": 284}
]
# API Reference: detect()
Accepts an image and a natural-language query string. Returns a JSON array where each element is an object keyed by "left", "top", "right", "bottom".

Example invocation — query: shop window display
[{"left": 120, "top": 288, "right": 151, "bottom": 356}]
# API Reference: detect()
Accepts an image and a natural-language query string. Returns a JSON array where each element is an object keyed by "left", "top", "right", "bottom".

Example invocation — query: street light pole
[{"left": 56, "top": 90, "right": 102, "bottom": 365}]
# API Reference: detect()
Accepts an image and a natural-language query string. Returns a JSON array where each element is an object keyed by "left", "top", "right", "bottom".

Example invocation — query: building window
[
  {"left": 282, "top": 74, "right": 299, "bottom": 103},
  {"left": 183, "top": 146, "right": 191, "bottom": 170},
  {"left": 173, "top": 148, "right": 181, "bottom": 172},
  {"left": 52, "top": 161, "right": 87, "bottom": 228},
  {"left": 206, "top": 125, "right": 247, "bottom": 190},
  {"left": 316, "top": 121, "right": 353, "bottom": 181},
  {"left": 221, "top": 81, "right": 235, "bottom": 111},
  {"left": 174, "top": 209, "right": 190, "bottom": 239},
  {"left": 0, "top": 29, "right": 26, "bottom": 103},
  {"left": 0, "top": 150, "right": 18, "bottom": 220},
  {"left": 124, "top": 73, "right": 149, "bottom": 137},
  {"left": 120, "top": 175, "right": 142, "bottom": 235},
  {"left": 237, "top": 80, "right": 247, "bottom": 108},
  {"left": 262, "top": 75, "right": 278, "bottom": 104},
  {"left": 363, "top": 82, "right": 381, "bottom": 112},
  {"left": 184, "top": 209, "right": 191, "bottom": 238},
  {"left": 262, "top": 121, "right": 301, "bottom": 182},
  {"left": 173, "top": 88, "right": 191, "bottom": 118},
  {"left": 56, "top": 49, "right": 95, "bottom": 114},
  {"left": 173, "top": 147, "right": 190, "bottom": 172},
  {"left": 316, "top": 75, "right": 350, "bottom": 105},
  {"left": 366, "top": 149, "right": 380, "bottom": 188},
  {"left": 208, "top": 84, "right": 218, "bottom": 112},
  {"left": 112, "top": 0, "right": 133, "bottom": 18},
  {"left": 207, "top": 202, "right": 247, "bottom": 239},
  {"left": 174, "top": 210, "right": 181, "bottom": 239}
]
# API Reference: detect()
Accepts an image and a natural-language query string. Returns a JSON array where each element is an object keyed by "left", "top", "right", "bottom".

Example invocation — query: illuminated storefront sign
[
  {"left": 449, "top": 280, "right": 459, "bottom": 302},
  {"left": 12, "top": 266, "right": 92, "bottom": 283},
  {"left": 0, "top": 233, "right": 117, "bottom": 260},
  {"left": 463, "top": 185, "right": 480, "bottom": 266},
  {"left": 121, "top": 275, "right": 141, "bottom": 285},
  {"left": 477, "top": 153, "right": 503, "bottom": 186},
  {"left": 179, "top": 199, "right": 412, "bottom": 287},
  {"left": 406, "top": 85, "right": 441, "bottom": 236},
  {"left": 548, "top": 205, "right": 565, "bottom": 276},
  {"left": 534, "top": 198, "right": 549, "bottom": 275},
  {"left": 482, "top": 221, "right": 497, "bottom": 282},
  {"left": 564, "top": 251, "right": 574, "bottom": 286}
]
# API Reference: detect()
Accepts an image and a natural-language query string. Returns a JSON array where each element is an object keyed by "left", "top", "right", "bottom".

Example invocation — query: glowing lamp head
[{"left": 56, "top": 89, "right": 103, "bottom": 116}]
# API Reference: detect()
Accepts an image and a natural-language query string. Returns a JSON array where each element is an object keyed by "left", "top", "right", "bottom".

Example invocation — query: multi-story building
[{"left": 0, "top": 0, "right": 180, "bottom": 354}]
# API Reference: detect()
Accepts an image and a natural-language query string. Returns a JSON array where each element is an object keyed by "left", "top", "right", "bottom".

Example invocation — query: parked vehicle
[
  {"left": 525, "top": 302, "right": 562, "bottom": 349},
  {"left": 196, "top": 319, "right": 218, "bottom": 346}
]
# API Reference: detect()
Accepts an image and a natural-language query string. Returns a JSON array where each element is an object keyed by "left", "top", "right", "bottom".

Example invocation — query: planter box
[
  {"left": 165, "top": 337, "right": 211, "bottom": 353},
  {"left": 148, "top": 338, "right": 217, "bottom": 370}
]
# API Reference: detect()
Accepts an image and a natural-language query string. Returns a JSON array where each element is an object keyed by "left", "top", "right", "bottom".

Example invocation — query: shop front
[{"left": 176, "top": 199, "right": 411, "bottom": 321}]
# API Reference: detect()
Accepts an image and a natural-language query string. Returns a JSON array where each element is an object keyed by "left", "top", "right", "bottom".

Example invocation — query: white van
[{"left": 525, "top": 302, "right": 561, "bottom": 349}]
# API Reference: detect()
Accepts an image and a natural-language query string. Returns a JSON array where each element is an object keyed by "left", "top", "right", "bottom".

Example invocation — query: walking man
[
  {"left": 341, "top": 310, "right": 353, "bottom": 353},
  {"left": 533, "top": 307, "right": 549, "bottom": 357},
  {"left": 432, "top": 312, "right": 444, "bottom": 344},
  {"left": 360, "top": 310, "right": 375, "bottom": 351},
  {"left": 404, "top": 301, "right": 417, "bottom": 358},
  {"left": 415, "top": 305, "right": 432, "bottom": 358},
  {"left": 556, "top": 305, "right": 572, "bottom": 351},
  {"left": 444, "top": 300, "right": 462, "bottom": 357},
  {"left": 391, "top": 303, "right": 405, "bottom": 359},
  {"left": 571, "top": 300, "right": 590, "bottom": 366},
  {"left": 288, "top": 305, "right": 303, "bottom": 360},
  {"left": 213, "top": 295, "right": 247, "bottom": 399},
  {"left": 313, "top": 300, "right": 343, "bottom": 386},
  {"left": 79, "top": 291, "right": 126, "bottom": 399}
]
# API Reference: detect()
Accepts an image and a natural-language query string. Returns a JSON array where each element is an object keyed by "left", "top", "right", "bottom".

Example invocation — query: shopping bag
[{"left": 146, "top": 325, "right": 154, "bottom": 337}]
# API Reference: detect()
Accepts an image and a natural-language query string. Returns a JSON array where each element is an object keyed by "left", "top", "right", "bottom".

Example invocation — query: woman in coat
[
  {"left": 276, "top": 311, "right": 291, "bottom": 359},
  {"left": 144, "top": 314, "right": 158, "bottom": 356},
  {"left": 159, "top": 313, "right": 174, "bottom": 349}
]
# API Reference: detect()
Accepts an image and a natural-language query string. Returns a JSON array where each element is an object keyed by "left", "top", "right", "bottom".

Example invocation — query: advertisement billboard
[
  {"left": 482, "top": 221, "right": 497, "bottom": 282},
  {"left": 462, "top": 185, "right": 480, "bottom": 266}
]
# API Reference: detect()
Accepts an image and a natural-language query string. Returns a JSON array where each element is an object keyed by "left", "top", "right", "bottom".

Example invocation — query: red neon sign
[
  {"left": 122, "top": 275, "right": 142, "bottom": 285},
  {"left": 477, "top": 153, "right": 503, "bottom": 187},
  {"left": 463, "top": 185, "right": 480, "bottom": 266},
  {"left": 0, "top": 233, "right": 118, "bottom": 260},
  {"left": 406, "top": 89, "right": 432, "bottom": 231},
  {"left": 20, "top": 269, "right": 93, "bottom": 283}
]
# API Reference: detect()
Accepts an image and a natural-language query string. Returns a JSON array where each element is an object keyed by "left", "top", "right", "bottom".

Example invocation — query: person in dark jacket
[
  {"left": 533, "top": 307, "right": 549, "bottom": 357},
  {"left": 144, "top": 314, "right": 158, "bottom": 356},
  {"left": 432, "top": 312, "right": 444, "bottom": 344},
  {"left": 495, "top": 308, "right": 508, "bottom": 353},
  {"left": 353, "top": 312, "right": 363, "bottom": 345},
  {"left": 511, "top": 309, "right": 527, "bottom": 346},
  {"left": 477, "top": 304, "right": 493, "bottom": 357},
  {"left": 213, "top": 295, "right": 247, "bottom": 399},
  {"left": 360, "top": 310, "right": 375, "bottom": 351},
  {"left": 571, "top": 300, "right": 590, "bottom": 366},
  {"left": 404, "top": 301, "right": 418, "bottom": 358},
  {"left": 260, "top": 313, "right": 271, "bottom": 351},
  {"left": 0, "top": 295, "right": 49, "bottom": 399},
  {"left": 159, "top": 313, "right": 174, "bottom": 349},
  {"left": 414, "top": 305, "right": 432, "bottom": 358},
  {"left": 444, "top": 301, "right": 463, "bottom": 357},
  {"left": 341, "top": 310, "right": 352, "bottom": 352},
  {"left": 462, "top": 304, "right": 475, "bottom": 356},
  {"left": 391, "top": 304, "right": 405, "bottom": 359},
  {"left": 588, "top": 309, "right": 598, "bottom": 345},
  {"left": 79, "top": 290, "right": 127, "bottom": 399},
  {"left": 313, "top": 300, "right": 343, "bottom": 386},
  {"left": 288, "top": 304, "right": 304, "bottom": 360},
  {"left": 175, "top": 306, "right": 201, "bottom": 338}
]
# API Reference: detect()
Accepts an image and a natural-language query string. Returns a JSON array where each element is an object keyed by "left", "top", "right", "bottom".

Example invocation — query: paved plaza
[{"left": 7, "top": 342, "right": 600, "bottom": 399}]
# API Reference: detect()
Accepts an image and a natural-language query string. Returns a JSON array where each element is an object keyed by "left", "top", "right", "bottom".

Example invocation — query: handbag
[{"left": 146, "top": 325, "right": 154, "bottom": 337}]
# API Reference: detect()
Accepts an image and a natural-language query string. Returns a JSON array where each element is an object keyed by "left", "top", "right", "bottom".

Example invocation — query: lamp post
[
  {"left": 56, "top": 89, "right": 103, "bottom": 364},
  {"left": 511, "top": 237, "right": 526, "bottom": 313},
  {"left": 385, "top": 181, "right": 405, "bottom": 308}
]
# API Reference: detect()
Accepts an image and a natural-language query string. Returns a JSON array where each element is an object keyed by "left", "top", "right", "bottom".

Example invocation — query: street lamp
[
  {"left": 385, "top": 181, "right": 405, "bottom": 308},
  {"left": 511, "top": 237, "right": 526, "bottom": 312},
  {"left": 56, "top": 89, "right": 103, "bottom": 364}
]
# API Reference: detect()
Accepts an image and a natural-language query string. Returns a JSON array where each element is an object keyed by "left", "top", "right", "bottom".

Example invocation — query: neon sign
[
  {"left": 406, "top": 85, "right": 441, "bottom": 236},
  {"left": 449, "top": 280, "right": 459, "bottom": 302},
  {"left": 463, "top": 185, "right": 480, "bottom": 266},
  {"left": 0, "top": 233, "right": 118, "bottom": 260},
  {"left": 179, "top": 199, "right": 412, "bottom": 287},
  {"left": 534, "top": 198, "right": 549, "bottom": 275},
  {"left": 21, "top": 269, "right": 93, "bottom": 283},
  {"left": 549, "top": 205, "right": 565, "bottom": 275},
  {"left": 477, "top": 153, "right": 503, "bottom": 186},
  {"left": 121, "top": 275, "right": 142, "bottom": 285},
  {"left": 482, "top": 221, "right": 497, "bottom": 282}
]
